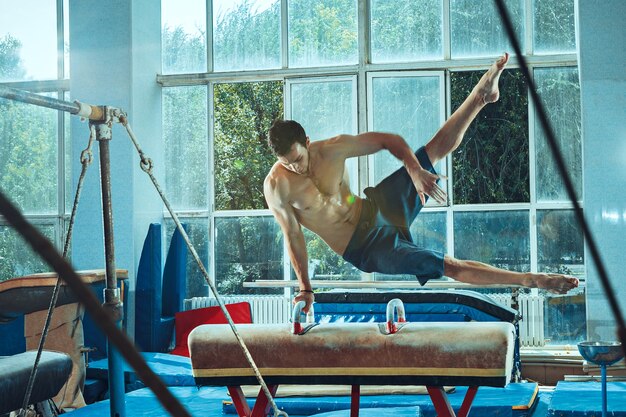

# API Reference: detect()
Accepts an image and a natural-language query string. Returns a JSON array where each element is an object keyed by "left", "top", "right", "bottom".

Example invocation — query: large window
[
  {"left": 0, "top": 0, "right": 69, "bottom": 281},
  {"left": 160, "top": 0, "right": 582, "bottom": 346}
]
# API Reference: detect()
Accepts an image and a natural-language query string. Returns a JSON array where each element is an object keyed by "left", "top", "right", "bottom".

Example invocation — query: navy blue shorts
[{"left": 342, "top": 146, "right": 445, "bottom": 284}]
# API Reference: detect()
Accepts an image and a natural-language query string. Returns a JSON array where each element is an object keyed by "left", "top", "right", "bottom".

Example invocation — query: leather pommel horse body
[{"left": 189, "top": 300, "right": 515, "bottom": 417}]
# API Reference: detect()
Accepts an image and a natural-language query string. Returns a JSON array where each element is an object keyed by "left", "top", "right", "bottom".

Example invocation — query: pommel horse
[{"left": 189, "top": 299, "right": 515, "bottom": 417}]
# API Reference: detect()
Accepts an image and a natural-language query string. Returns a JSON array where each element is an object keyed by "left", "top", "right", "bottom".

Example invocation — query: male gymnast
[{"left": 264, "top": 53, "right": 578, "bottom": 312}]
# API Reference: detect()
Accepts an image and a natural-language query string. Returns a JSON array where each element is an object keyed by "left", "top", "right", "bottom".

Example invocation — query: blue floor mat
[
  {"left": 548, "top": 381, "right": 626, "bottom": 417},
  {"left": 224, "top": 383, "right": 538, "bottom": 417},
  {"left": 86, "top": 352, "right": 194, "bottom": 386},
  {"left": 68, "top": 383, "right": 538, "bottom": 417}
]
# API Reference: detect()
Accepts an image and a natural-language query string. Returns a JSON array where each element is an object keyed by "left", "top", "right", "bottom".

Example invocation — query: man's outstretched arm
[
  {"left": 263, "top": 175, "right": 314, "bottom": 312},
  {"left": 329, "top": 132, "right": 447, "bottom": 204}
]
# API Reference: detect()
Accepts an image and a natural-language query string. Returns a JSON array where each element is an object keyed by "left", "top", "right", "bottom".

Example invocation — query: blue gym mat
[
  {"left": 67, "top": 383, "right": 538, "bottom": 417},
  {"left": 86, "top": 352, "right": 194, "bottom": 386},
  {"left": 223, "top": 383, "right": 537, "bottom": 417},
  {"left": 548, "top": 381, "right": 626, "bottom": 416}
]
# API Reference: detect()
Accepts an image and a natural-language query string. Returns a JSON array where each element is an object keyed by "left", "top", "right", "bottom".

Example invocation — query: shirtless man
[{"left": 264, "top": 53, "right": 579, "bottom": 312}]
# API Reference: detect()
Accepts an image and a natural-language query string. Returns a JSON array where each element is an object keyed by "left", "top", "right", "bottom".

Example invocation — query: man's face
[{"left": 277, "top": 140, "right": 310, "bottom": 175}]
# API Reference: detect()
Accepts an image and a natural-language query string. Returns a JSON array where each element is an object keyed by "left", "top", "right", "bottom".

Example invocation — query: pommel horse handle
[
  {"left": 386, "top": 298, "right": 406, "bottom": 334},
  {"left": 291, "top": 301, "right": 314, "bottom": 335}
]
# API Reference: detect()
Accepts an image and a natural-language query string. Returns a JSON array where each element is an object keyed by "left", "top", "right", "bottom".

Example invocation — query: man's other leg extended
[
  {"left": 425, "top": 53, "right": 509, "bottom": 166},
  {"left": 443, "top": 255, "right": 579, "bottom": 295}
]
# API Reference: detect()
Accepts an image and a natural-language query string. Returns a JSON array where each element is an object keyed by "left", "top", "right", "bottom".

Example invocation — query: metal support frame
[
  {"left": 0, "top": 87, "right": 192, "bottom": 416},
  {"left": 228, "top": 385, "right": 279, "bottom": 417},
  {"left": 227, "top": 383, "right": 480, "bottom": 417},
  {"left": 92, "top": 114, "right": 125, "bottom": 417}
]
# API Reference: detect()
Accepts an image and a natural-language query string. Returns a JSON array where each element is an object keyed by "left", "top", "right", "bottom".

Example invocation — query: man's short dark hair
[{"left": 268, "top": 119, "right": 307, "bottom": 156}]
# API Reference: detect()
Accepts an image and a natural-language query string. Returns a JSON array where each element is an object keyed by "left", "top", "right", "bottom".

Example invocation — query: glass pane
[
  {"left": 0, "top": 224, "right": 55, "bottom": 282},
  {"left": 375, "top": 211, "right": 447, "bottom": 281},
  {"left": 213, "top": 0, "right": 280, "bottom": 71},
  {"left": 452, "top": 69, "right": 529, "bottom": 204},
  {"left": 454, "top": 211, "right": 530, "bottom": 272},
  {"left": 533, "top": 0, "right": 576, "bottom": 54},
  {"left": 162, "top": 0, "right": 207, "bottom": 74},
  {"left": 537, "top": 210, "right": 584, "bottom": 277},
  {"left": 0, "top": 95, "right": 58, "bottom": 214},
  {"left": 298, "top": 228, "right": 360, "bottom": 281},
  {"left": 163, "top": 86, "right": 208, "bottom": 210},
  {"left": 215, "top": 216, "right": 283, "bottom": 295},
  {"left": 214, "top": 81, "right": 283, "bottom": 211},
  {"left": 289, "top": 79, "right": 358, "bottom": 191},
  {"left": 450, "top": 0, "right": 525, "bottom": 59},
  {"left": 534, "top": 67, "right": 581, "bottom": 202},
  {"left": 0, "top": 0, "right": 57, "bottom": 81},
  {"left": 165, "top": 218, "right": 210, "bottom": 299},
  {"left": 543, "top": 289, "right": 586, "bottom": 345},
  {"left": 370, "top": 0, "right": 443, "bottom": 63},
  {"left": 370, "top": 75, "right": 442, "bottom": 185},
  {"left": 288, "top": 0, "right": 358, "bottom": 68}
]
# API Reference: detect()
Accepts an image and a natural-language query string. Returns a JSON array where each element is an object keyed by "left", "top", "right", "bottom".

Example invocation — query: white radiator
[
  {"left": 488, "top": 293, "right": 545, "bottom": 347},
  {"left": 184, "top": 295, "right": 291, "bottom": 324},
  {"left": 517, "top": 294, "right": 545, "bottom": 347}
]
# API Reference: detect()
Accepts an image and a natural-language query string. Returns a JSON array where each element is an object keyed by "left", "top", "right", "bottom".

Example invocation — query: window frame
[{"left": 157, "top": 0, "right": 583, "bottom": 346}]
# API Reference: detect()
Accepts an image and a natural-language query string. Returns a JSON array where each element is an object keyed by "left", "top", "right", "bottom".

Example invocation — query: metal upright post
[{"left": 92, "top": 114, "right": 126, "bottom": 417}]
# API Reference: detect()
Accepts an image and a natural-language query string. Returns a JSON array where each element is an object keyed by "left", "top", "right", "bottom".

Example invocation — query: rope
[
  {"left": 18, "top": 124, "right": 96, "bottom": 416},
  {"left": 121, "top": 116, "right": 288, "bottom": 417}
]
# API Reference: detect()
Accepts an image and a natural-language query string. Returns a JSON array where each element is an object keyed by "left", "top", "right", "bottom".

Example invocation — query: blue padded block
[
  {"left": 548, "top": 381, "right": 626, "bottom": 416},
  {"left": 134, "top": 223, "right": 187, "bottom": 353},
  {"left": 315, "top": 302, "right": 506, "bottom": 323},
  {"left": 162, "top": 224, "right": 187, "bottom": 317},
  {"left": 86, "top": 352, "right": 194, "bottom": 387},
  {"left": 0, "top": 314, "right": 25, "bottom": 355},
  {"left": 135, "top": 223, "right": 164, "bottom": 352}
]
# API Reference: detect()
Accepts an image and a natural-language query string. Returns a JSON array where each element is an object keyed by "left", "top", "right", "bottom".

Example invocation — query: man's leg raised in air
[
  {"left": 425, "top": 53, "right": 509, "bottom": 165},
  {"left": 444, "top": 255, "right": 579, "bottom": 294}
]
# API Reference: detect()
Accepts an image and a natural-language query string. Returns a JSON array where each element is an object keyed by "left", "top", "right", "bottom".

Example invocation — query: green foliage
[
  {"left": 213, "top": 0, "right": 281, "bottom": 71},
  {"left": 452, "top": 69, "right": 530, "bottom": 204},
  {"left": 289, "top": 0, "right": 358, "bottom": 66},
  {"left": 0, "top": 226, "right": 55, "bottom": 282},
  {"left": 0, "top": 36, "right": 59, "bottom": 281},
  {"left": 215, "top": 216, "right": 283, "bottom": 295},
  {"left": 163, "top": 86, "right": 209, "bottom": 209},
  {"left": 162, "top": 25, "right": 206, "bottom": 73},
  {"left": 370, "top": 0, "right": 442, "bottom": 61},
  {"left": 0, "top": 34, "right": 26, "bottom": 81},
  {"left": 213, "top": 81, "right": 283, "bottom": 210}
]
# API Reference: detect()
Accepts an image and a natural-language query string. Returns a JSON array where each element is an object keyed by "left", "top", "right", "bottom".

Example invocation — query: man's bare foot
[
  {"left": 473, "top": 52, "right": 510, "bottom": 104},
  {"left": 532, "top": 273, "right": 579, "bottom": 294}
]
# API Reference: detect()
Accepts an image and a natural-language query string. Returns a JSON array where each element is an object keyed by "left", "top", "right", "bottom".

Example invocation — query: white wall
[
  {"left": 578, "top": 0, "right": 626, "bottom": 340},
  {"left": 69, "top": 0, "right": 164, "bottom": 337}
]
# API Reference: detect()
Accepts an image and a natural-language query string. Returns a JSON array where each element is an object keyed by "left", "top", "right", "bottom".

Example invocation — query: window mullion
[{"left": 206, "top": 0, "right": 214, "bottom": 73}]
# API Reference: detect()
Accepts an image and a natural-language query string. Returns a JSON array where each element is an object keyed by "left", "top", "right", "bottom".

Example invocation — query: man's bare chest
[{"left": 289, "top": 164, "right": 346, "bottom": 212}]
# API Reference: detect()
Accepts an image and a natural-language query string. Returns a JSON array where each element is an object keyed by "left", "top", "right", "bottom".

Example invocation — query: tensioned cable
[
  {"left": 121, "top": 116, "right": 289, "bottom": 417},
  {"left": 18, "top": 124, "right": 96, "bottom": 416},
  {"left": 493, "top": 0, "right": 625, "bottom": 351}
]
